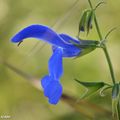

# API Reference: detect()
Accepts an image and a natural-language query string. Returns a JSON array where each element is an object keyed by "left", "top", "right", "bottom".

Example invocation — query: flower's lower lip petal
[
  {"left": 48, "top": 83, "right": 62, "bottom": 104},
  {"left": 44, "top": 81, "right": 52, "bottom": 97},
  {"left": 44, "top": 81, "right": 62, "bottom": 99},
  {"left": 49, "top": 48, "right": 63, "bottom": 80},
  {"left": 41, "top": 75, "right": 51, "bottom": 89},
  {"left": 11, "top": 24, "right": 78, "bottom": 49},
  {"left": 44, "top": 80, "right": 62, "bottom": 104}
]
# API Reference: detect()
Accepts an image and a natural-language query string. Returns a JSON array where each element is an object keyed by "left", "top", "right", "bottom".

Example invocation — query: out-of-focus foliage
[{"left": 0, "top": 0, "right": 120, "bottom": 120}]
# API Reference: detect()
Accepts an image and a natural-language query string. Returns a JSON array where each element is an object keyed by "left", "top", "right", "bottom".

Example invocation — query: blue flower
[{"left": 11, "top": 24, "right": 98, "bottom": 104}]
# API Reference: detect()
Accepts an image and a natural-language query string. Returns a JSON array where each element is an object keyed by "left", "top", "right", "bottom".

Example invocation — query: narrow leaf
[
  {"left": 100, "top": 86, "right": 112, "bottom": 97},
  {"left": 75, "top": 79, "right": 105, "bottom": 99}
]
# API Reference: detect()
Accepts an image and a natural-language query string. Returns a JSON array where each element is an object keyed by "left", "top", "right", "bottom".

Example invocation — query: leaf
[
  {"left": 75, "top": 79, "right": 105, "bottom": 99},
  {"left": 100, "top": 86, "right": 112, "bottom": 97},
  {"left": 112, "top": 84, "right": 119, "bottom": 99}
]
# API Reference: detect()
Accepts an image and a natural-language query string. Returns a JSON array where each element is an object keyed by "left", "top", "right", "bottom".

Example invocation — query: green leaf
[
  {"left": 100, "top": 86, "right": 112, "bottom": 97},
  {"left": 75, "top": 79, "right": 105, "bottom": 99},
  {"left": 112, "top": 84, "right": 119, "bottom": 99}
]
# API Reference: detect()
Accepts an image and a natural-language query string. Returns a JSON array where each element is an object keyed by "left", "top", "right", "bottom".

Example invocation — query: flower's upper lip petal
[
  {"left": 59, "top": 33, "right": 80, "bottom": 44},
  {"left": 58, "top": 34, "right": 81, "bottom": 57},
  {"left": 59, "top": 33, "right": 99, "bottom": 45},
  {"left": 11, "top": 24, "right": 79, "bottom": 49}
]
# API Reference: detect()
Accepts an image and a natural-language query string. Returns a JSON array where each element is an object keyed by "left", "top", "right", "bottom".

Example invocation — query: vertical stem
[
  {"left": 88, "top": 0, "right": 116, "bottom": 84},
  {"left": 94, "top": 15, "right": 103, "bottom": 40},
  {"left": 103, "top": 47, "right": 116, "bottom": 84},
  {"left": 117, "top": 100, "right": 120, "bottom": 119},
  {"left": 88, "top": 0, "right": 93, "bottom": 9}
]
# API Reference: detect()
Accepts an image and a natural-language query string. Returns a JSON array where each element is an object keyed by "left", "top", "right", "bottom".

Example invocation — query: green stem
[
  {"left": 94, "top": 15, "right": 103, "bottom": 40},
  {"left": 117, "top": 99, "right": 120, "bottom": 119},
  {"left": 88, "top": 0, "right": 93, "bottom": 9},
  {"left": 103, "top": 46, "right": 116, "bottom": 84},
  {"left": 88, "top": 0, "right": 116, "bottom": 85}
]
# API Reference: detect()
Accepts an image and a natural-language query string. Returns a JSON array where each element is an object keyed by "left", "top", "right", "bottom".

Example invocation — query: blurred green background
[{"left": 0, "top": 0, "right": 120, "bottom": 120}]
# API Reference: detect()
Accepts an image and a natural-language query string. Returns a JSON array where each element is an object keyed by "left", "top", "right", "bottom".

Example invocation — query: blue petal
[
  {"left": 44, "top": 80, "right": 62, "bottom": 104},
  {"left": 51, "top": 34, "right": 81, "bottom": 57},
  {"left": 60, "top": 33, "right": 98, "bottom": 45},
  {"left": 49, "top": 48, "right": 63, "bottom": 80},
  {"left": 41, "top": 75, "right": 51, "bottom": 89},
  {"left": 11, "top": 24, "right": 79, "bottom": 50},
  {"left": 52, "top": 46, "right": 81, "bottom": 58},
  {"left": 59, "top": 33, "right": 80, "bottom": 44}
]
